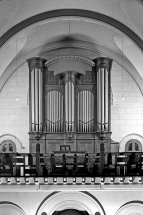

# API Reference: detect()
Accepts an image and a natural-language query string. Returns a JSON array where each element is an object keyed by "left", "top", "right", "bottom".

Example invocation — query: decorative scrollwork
[
  {"left": 45, "top": 56, "right": 95, "bottom": 67},
  {"left": 77, "top": 71, "right": 93, "bottom": 84},
  {"left": 45, "top": 71, "right": 60, "bottom": 84}
]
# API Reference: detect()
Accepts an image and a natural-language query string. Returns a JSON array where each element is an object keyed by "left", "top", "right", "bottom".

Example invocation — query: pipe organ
[
  {"left": 28, "top": 56, "right": 113, "bottom": 153},
  {"left": 46, "top": 90, "right": 64, "bottom": 132},
  {"left": 64, "top": 72, "right": 76, "bottom": 132},
  {"left": 94, "top": 57, "right": 113, "bottom": 132},
  {"left": 77, "top": 90, "right": 94, "bottom": 132},
  {"left": 27, "top": 57, "right": 46, "bottom": 133}
]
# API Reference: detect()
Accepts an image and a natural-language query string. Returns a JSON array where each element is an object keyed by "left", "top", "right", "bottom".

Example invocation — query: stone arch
[
  {"left": 125, "top": 139, "right": 142, "bottom": 152},
  {"left": 0, "top": 10, "right": 143, "bottom": 95},
  {"left": 0, "top": 134, "right": 25, "bottom": 153},
  {"left": 0, "top": 201, "right": 26, "bottom": 215},
  {"left": 52, "top": 209, "right": 89, "bottom": 215},
  {"left": 0, "top": 140, "right": 16, "bottom": 153},
  {"left": 0, "top": 9, "right": 142, "bottom": 51},
  {"left": 115, "top": 202, "right": 143, "bottom": 215},
  {"left": 119, "top": 133, "right": 143, "bottom": 152},
  {"left": 36, "top": 191, "right": 105, "bottom": 215}
]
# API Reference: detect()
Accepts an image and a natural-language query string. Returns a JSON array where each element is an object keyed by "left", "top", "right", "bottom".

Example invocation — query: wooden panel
[
  {"left": 65, "top": 142, "right": 74, "bottom": 151},
  {"left": 77, "top": 140, "right": 93, "bottom": 153},
  {"left": 30, "top": 140, "right": 45, "bottom": 153},
  {"left": 46, "top": 141, "right": 62, "bottom": 153}
]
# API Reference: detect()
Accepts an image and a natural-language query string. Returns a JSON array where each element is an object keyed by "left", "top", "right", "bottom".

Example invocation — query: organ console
[{"left": 27, "top": 56, "right": 113, "bottom": 153}]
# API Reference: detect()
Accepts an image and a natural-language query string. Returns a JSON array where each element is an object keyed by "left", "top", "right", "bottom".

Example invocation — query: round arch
[
  {"left": 0, "top": 201, "right": 26, "bottom": 215},
  {"left": 119, "top": 133, "right": 143, "bottom": 152},
  {"left": 36, "top": 191, "right": 105, "bottom": 215},
  {"left": 52, "top": 209, "right": 89, "bottom": 215},
  {"left": 115, "top": 202, "right": 143, "bottom": 215},
  {"left": 0, "top": 9, "right": 142, "bottom": 50},
  {"left": 125, "top": 139, "right": 142, "bottom": 152},
  {"left": 0, "top": 9, "right": 143, "bottom": 94},
  {"left": 0, "top": 42, "right": 142, "bottom": 95},
  {"left": 0, "top": 134, "right": 25, "bottom": 152}
]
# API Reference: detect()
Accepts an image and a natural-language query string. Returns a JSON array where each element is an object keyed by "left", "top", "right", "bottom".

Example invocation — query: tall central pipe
[{"left": 64, "top": 72, "right": 76, "bottom": 132}]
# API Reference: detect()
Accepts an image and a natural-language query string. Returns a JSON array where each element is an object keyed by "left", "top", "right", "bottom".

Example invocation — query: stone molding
[
  {"left": 0, "top": 134, "right": 25, "bottom": 150},
  {"left": 45, "top": 56, "right": 95, "bottom": 67},
  {"left": 119, "top": 133, "right": 143, "bottom": 152},
  {"left": 115, "top": 202, "right": 143, "bottom": 215},
  {"left": 36, "top": 191, "right": 104, "bottom": 215}
]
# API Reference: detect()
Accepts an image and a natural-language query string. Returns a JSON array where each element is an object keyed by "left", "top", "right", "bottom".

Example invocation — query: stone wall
[
  {"left": 0, "top": 63, "right": 29, "bottom": 152},
  {"left": 111, "top": 61, "right": 143, "bottom": 146}
]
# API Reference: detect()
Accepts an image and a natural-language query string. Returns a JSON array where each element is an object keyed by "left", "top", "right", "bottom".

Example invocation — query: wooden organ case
[{"left": 27, "top": 56, "right": 113, "bottom": 153}]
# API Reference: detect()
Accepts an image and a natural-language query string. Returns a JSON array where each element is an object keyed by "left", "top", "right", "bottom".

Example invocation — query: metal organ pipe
[
  {"left": 46, "top": 91, "right": 63, "bottom": 132},
  {"left": 64, "top": 72, "right": 76, "bottom": 132},
  {"left": 94, "top": 57, "right": 113, "bottom": 133},
  {"left": 77, "top": 90, "right": 94, "bottom": 132},
  {"left": 39, "top": 69, "right": 43, "bottom": 131},
  {"left": 31, "top": 69, "right": 35, "bottom": 131},
  {"left": 35, "top": 68, "right": 39, "bottom": 132},
  {"left": 105, "top": 69, "right": 108, "bottom": 131},
  {"left": 101, "top": 68, "right": 105, "bottom": 131},
  {"left": 27, "top": 57, "right": 45, "bottom": 133}
]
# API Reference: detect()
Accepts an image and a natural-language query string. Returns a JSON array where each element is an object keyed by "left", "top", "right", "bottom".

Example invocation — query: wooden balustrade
[{"left": 0, "top": 152, "right": 143, "bottom": 177}]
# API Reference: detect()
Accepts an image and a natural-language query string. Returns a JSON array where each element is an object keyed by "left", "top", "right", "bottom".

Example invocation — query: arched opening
[
  {"left": 36, "top": 191, "right": 105, "bottom": 215},
  {"left": 115, "top": 202, "right": 143, "bottom": 215},
  {"left": 0, "top": 140, "right": 16, "bottom": 153},
  {"left": 52, "top": 209, "right": 89, "bottom": 215},
  {"left": 0, "top": 202, "right": 26, "bottom": 215},
  {"left": 125, "top": 139, "right": 142, "bottom": 152}
]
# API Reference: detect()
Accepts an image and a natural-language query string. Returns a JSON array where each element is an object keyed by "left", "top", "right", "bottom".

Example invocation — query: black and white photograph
[{"left": 0, "top": 0, "right": 143, "bottom": 214}]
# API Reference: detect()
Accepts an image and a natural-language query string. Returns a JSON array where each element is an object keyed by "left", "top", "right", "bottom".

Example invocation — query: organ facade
[{"left": 27, "top": 56, "right": 114, "bottom": 153}]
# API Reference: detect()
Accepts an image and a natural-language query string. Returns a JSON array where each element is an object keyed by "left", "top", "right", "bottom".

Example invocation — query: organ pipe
[
  {"left": 94, "top": 57, "right": 113, "bottom": 132},
  {"left": 46, "top": 91, "right": 63, "bottom": 132},
  {"left": 27, "top": 57, "right": 46, "bottom": 133},
  {"left": 77, "top": 90, "right": 94, "bottom": 132},
  {"left": 64, "top": 72, "right": 76, "bottom": 132}
]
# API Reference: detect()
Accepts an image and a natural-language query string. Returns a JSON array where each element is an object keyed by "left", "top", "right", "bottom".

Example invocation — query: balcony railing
[{"left": 0, "top": 152, "right": 142, "bottom": 177}]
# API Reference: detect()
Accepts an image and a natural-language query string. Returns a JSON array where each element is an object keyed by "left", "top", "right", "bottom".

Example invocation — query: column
[
  {"left": 27, "top": 57, "right": 46, "bottom": 133},
  {"left": 64, "top": 72, "right": 76, "bottom": 133},
  {"left": 94, "top": 57, "right": 113, "bottom": 133}
]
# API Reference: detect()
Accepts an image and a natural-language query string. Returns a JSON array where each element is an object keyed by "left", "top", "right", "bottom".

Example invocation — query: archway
[
  {"left": 0, "top": 202, "right": 26, "bottom": 215},
  {"left": 0, "top": 140, "right": 16, "bottom": 153},
  {"left": 125, "top": 139, "right": 142, "bottom": 152},
  {"left": 36, "top": 191, "right": 105, "bottom": 215},
  {"left": 119, "top": 133, "right": 143, "bottom": 152},
  {"left": 115, "top": 202, "right": 143, "bottom": 215}
]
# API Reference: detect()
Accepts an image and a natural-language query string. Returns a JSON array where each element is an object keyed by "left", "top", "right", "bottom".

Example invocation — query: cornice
[{"left": 0, "top": 177, "right": 143, "bottom": 191}]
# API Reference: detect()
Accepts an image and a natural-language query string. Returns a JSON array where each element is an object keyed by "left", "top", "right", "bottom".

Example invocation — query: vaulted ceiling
[{"left": 0, "top": 0, "right": 143, "bottom": 92}]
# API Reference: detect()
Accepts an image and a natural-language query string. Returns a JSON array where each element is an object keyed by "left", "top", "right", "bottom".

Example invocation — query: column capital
[
  {"left": 27, "top": 57, "right": 46, "bottom": 71},
  {"left": 93, "top": 57, "right": 113, "bottom": 71}
]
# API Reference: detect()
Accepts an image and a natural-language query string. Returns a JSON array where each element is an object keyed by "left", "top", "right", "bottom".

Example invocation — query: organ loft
[{"left": 27, "top": 56, "right": 116, "bottom": 154}]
